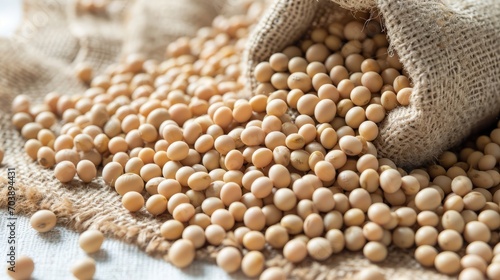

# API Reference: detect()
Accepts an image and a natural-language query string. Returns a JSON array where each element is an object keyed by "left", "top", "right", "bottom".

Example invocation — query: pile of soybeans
[{"left": 8, "top": 3, "right": 500, "bottom": 280}]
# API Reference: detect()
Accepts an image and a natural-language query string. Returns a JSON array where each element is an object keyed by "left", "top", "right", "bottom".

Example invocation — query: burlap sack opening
[
  {"left": 245, "top": 0, "right": 500, "bottom": 169},
  {"left": 0, "top": 0, "right": 492, "bottom": 279}
]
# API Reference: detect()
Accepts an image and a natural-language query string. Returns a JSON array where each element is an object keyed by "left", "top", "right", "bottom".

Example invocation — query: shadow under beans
[
  {"left": 37, "top": 228, "right": 62, "bottom": 243},
  {"left": 88, "top": 248, "right": 109, "bottom": 262},
  {"left": 59, "top": 179, "right": 107, "bottom": 190}
]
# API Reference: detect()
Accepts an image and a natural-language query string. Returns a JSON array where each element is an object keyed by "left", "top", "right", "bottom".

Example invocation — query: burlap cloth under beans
[{"left": 2, "top": 0, "right": 497, "bottom": 279}]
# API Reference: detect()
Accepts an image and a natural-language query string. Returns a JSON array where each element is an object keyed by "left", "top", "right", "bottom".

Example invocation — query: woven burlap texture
[
  {"left": 245, "top": 0, "right": 500, "bottom": 169},
  {"left": 0, "top": 0, "right": 474, "bottom": 279},
  {"left": 121, "top": 0, "right": 226, "bottom": 61},
  {"left": 120, "top": 0, "right": 264, "bottom": 61}
]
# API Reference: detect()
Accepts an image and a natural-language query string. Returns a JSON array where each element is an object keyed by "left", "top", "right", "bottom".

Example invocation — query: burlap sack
[
  {"left": 0, "top": 0, "right": 472, "bottom": 279},
  {"left": 245, "top": 0, "right": 500, "bottom": 169}
]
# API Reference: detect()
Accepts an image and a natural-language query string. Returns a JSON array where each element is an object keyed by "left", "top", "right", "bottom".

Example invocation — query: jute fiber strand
[
  {"left": 0, "top": 0, "right": 467, "bottom": 279},
  {"left": 245, "top": 0, "right": 500, "bottom": 169}
]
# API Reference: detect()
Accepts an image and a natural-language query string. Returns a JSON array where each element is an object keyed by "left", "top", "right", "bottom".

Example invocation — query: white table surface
[{"left": 1, "top": 211, "right": 239, "bottom": 280}]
